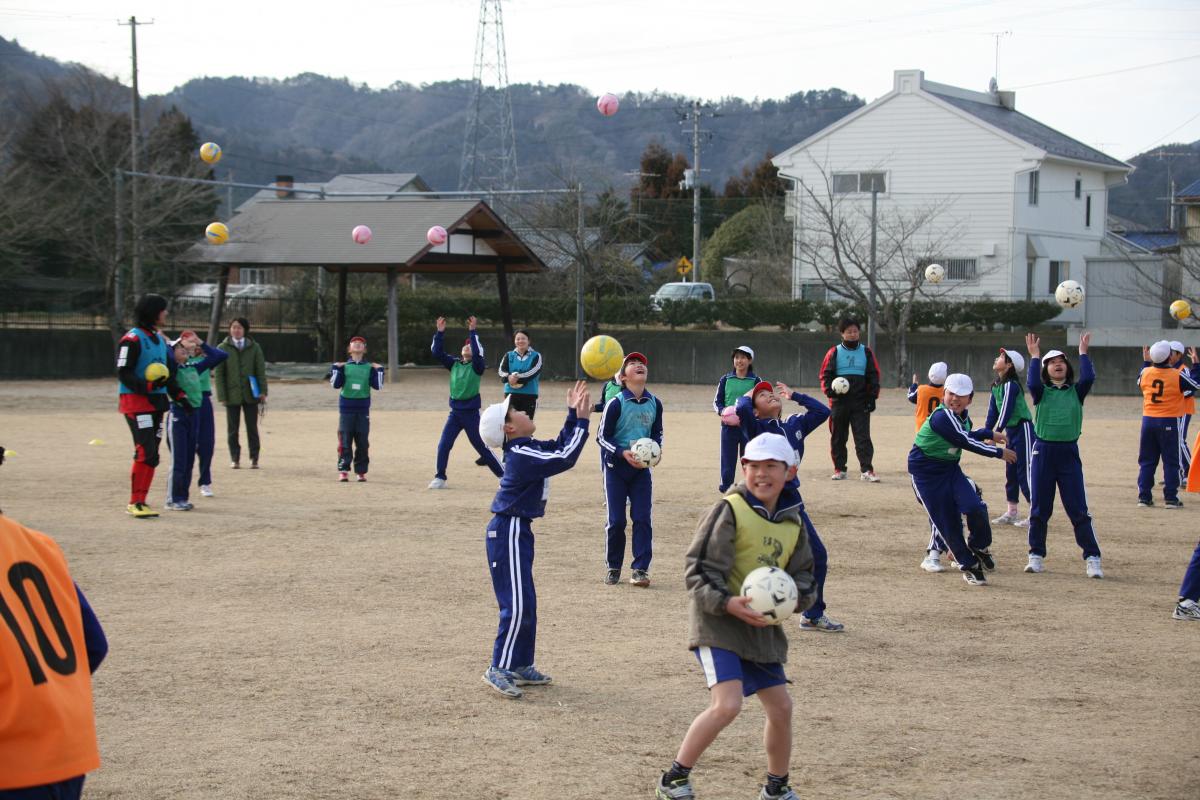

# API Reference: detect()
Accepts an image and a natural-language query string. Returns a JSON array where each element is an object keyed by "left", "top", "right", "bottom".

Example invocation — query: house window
[
  {"left": 241, "top": 268, "right": 274, "bottom": 285},
  {"left": 832, "top": 173, "right": 859, "bottom": 194},
  {"left": 1028, "top": 171, "right": 1040, "bottom": 206},
  {"left": 832, "top": 171, "right": 887, "bottom": 194},
  {"left": 919, "top": 257, "right": 977, "bottom": 281},
  {"left": 1085, "top": 195, "right": 1092, "bottom": 228},
  {"left": 1075, "top": 178, "right": 1082, "bottom": 199},
  {"left": 801, "top": 283, "right": 827, "bottom": 302},
  {"left": 1048, "top": 260, "right": 1069, "bottom": 292}
]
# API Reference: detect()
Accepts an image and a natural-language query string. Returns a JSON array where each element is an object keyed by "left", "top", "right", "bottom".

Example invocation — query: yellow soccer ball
[
  {"left": 1170, "top": 299, "right": 1191, "bottom": 320},
  {"left": 580, "top": 335, "right": 624, "bottom": 380},
  {"left": 199, "top": 142, "right": 222, "bottom": 164},
  {"left": 205, "top": 221, "right": 229, "bottom": 245},
  {"left": 144, "top": 362, "right": 169, "bottom": 383}
]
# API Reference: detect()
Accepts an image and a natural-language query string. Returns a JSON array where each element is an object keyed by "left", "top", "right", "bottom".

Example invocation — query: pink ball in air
[
  {"left": 351, "top": 225, "right": 372, "bottom": 245},
  {"left": 596, "top": 93, "right": 619, "bottom": 117},
  {"left": 426, "top": 225, "right": 448, "bottom": 246}
]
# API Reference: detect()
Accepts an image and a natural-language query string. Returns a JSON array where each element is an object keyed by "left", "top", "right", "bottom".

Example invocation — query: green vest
[
  {"left": 991, "top": 382, "right": 1032, "bottom": 425},
  {"left": 1034, "top": 385, "right": 1083, "bottom": 442},
  {"left": 187, "top": 355, "right": 212, "bottom": 394},
  {"left": 723, "top": 374, "right": 757, "bottom": 407},
  {"left": 449, "top": 361, "right": 482, "bottom": 401},
  {"left": 341, "top": 361, "right": 373, "bottom": 400},
  {"left": 913, "top": 408, "right": 970, "bottom": 462},
  {"left": 603, "top": 379, "right": 623, "bottom": 405},
  {"left": 175, "top": 365, "right": 203, "bottom": 409},
  {"left": 724, "top": 493, "right": 802, "bottom": 596}
]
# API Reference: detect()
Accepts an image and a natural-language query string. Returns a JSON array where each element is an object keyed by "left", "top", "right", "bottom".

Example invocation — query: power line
[{"left": 1008, "top": 53, "right": 1200, "bottom": 89}]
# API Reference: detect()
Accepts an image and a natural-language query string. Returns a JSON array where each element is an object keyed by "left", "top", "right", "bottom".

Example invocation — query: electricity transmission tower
[{"left": 459, "top": 0, "right": 518, "bottom": 192}]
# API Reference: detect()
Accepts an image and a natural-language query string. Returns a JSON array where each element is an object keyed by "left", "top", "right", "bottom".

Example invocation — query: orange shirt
[
  {"left": 913, "top": 385, "right": 943, "bottom": 432},
  {"left": 1178, "top": 363, "right": 1196, "bottom": 415},
  {"left": 1139, "top": 366, "right": 1188, "bottom": 417},
  {"left": 0, "top": 517, "right": 100, "bottom": 789}
]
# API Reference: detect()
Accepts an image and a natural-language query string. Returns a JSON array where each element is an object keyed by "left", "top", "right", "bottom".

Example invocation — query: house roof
[
  {"left": 186, "top": 197, "right": 545, "bottom": 274},
  {"left": 1117, "top": 230, "right": 1181, "bottom": 252},
  {"left": 1179, "top": 178, "right": 1200, "bottom": 199},
  {"left": 235, "top": 172, "right": 432, "bottom": 212}
]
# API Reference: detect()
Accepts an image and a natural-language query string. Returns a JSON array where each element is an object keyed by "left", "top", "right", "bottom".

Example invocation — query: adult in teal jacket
[{"left": 214, "top": 317, "right": 268, "bottom": 469}]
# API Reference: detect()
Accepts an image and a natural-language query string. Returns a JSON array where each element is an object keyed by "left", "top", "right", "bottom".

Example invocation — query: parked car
[{"left": 651, "top": 281, "right": 715, "bottom": 310}]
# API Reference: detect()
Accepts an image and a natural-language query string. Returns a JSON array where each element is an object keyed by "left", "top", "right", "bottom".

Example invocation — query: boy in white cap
[
  {"left": 1135, "top": 340, "right": 1199, "bottom": 508},
  {"left": 908, "top": 373, "right": 1016, "bottom": 586},
  {"left": 655, "top": 432, "right": 816, "bottom": 800},
  {"left": 908, "top": 361, "right": 948, "bottom": 432},
  {"left": 714, "top": 346, "right": 759, "bottom": 493},
  {"left": 985, "top": 348, "right": 1034, "bottom": 526},
  {"left": 476, "top": 381, "right": 592, "bottom": 699}
]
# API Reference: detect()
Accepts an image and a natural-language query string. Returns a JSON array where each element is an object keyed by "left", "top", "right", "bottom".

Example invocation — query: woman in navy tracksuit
[
  {"left": 429, "top": 316, "right": 503, "bottom": 489},
  {"left": 734, "top": 379, "right": 844, "bottom": 631},
  {"left": 984, "top": 348, "right": 1035, "bottom": 526}
]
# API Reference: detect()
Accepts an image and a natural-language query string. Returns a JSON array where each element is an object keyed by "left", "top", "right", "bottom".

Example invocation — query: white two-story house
[{"left": 772, "top": 69, "right": 1133, "bottom": 323}]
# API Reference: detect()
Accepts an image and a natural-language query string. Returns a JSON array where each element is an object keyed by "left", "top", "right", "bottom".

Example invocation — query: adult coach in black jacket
[{"left": 818, "top": 317, "right": 881, "bottom": 482}]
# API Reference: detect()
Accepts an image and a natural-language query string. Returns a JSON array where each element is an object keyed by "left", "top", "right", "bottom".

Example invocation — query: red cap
[
  {"left": 180, "top": 329, "right": 196, "bottom": 339},
  {"left": 624, "top": 352, "right": 648, "bottom": 366},
  {"left": 349, "top": 336, "right": 366, "bottom": 345},
  {"left": 464, "top": 337, "right": 472, "bottom": 346},
  {"left": 751, "top": 380, "right": 774, "bottom": 397}
]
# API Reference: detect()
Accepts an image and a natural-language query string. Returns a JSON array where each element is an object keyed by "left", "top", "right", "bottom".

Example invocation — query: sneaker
[
  {"left": 230, "top": 461, "right": 240, "bottom": 469},
  {"left": 250, "top": 459, "right": 259, "bottom": 469},
  {"left": 164, "top": 501, "right": 193, "bottom": 511},
  {"left": 1165, "top": 498, "right": 1184, "bottom": 509},
  {"left": 1085, "top": 556, "right": 1104, "bottom": 579},
  {"left": 961, "top": 564, "right": 988, "bottom": 586},
  {"left": 338, "top": 472, "right": 349, "bottom": 483},
  {"left": 861, "top": 470, "right": 880, "bottom": 483},
  {"left": 799, "top": 614, "right": 845, "bottom": 632},
  {"left": 481, "top": 667, "right": 522, "bottom": 698},
  {"left": 1024, "top": 554, "right": 1045, "bottom": 573},
  {"left": 1173, "top": 598, "right": 1200, "bottom": 621},
  {"left": 125, "top": 502, "right": 158, "bottom": 518},
  {"left": 920, "top": 551, "right": 946, "bottom": 573},
  {"left": 760, "top": 785, "right": 801, "bottom": 800},
  {"left": 510, "top": 665, "right": 553, "bottom": 685},
  {"left": 992, "top": 510, "right": 1019, "bottom": 525},
  {"left": 474, "top": 456, "right": 489, "bottom": 467},
  {"left": 972, "top": 548, "right": 996, "bottom": 572},
  {"left": 831, "top": 470, "right": 847, "bottom": 481},
  {"left": 199, "top": 484, "right": 214, "bottom": 497},
  {"left": 1137, "top": 498, "right": 1154, "bottom": 507},
  {"left": 428, "top": 477, "right": 447, "bottom": 489},
  {"left": 1013, "top": 517, "right": 1030, "bottom": 528},
  {"left": 655, "top": 774, "right": 695, "bottom": 800},
  {"left": 630, "top": 569, "right": 651, "bottom": 588},
  {"left": 356, "top": 474, "right": 367, "bottom": 483},
  {"left": 604, "top": 568, "right": 620, "bottom": 586}
]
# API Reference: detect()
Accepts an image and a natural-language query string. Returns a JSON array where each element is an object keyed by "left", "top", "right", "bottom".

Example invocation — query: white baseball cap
[
  {"left": 928, "top": 361, "right": 948, "bottom": 384},
  {"left": 1170, "top": 340, "right": 1185, "bottom": 353},
  {"left": 1042, "top": 349, "right": 1066, "bottom": 362},
  {"left": 733, "top": 345, "right": 755, "bottom": 361},
  {"left": 478, "top": 396, "right": 512, "bottom": 448},
  {"left": 1000, "top": 348, "right": 1026, "bottom": 373},
  {"left": 944, "top": 373, "right": 974, "bottom": 396},
  {"left": 741, "top": 433, "right": 796, "bottom": 468},
  {"left": 1150, "top": 341, "right": 1172, "bottom": 364}
]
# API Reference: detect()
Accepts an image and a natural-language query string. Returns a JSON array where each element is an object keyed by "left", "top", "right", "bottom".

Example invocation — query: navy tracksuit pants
[
  {"left": 604, "top": 459, "right": 653, "bottom": 572},
  {"left": 1179, "top": 540, "right": 1200, "bottom": 602},
  {"left": 486, "top": 514, "right": 537, "bottom": 670},
  {"left": 337, "top": 411, "right": 370, "bottom": 475},
  {"left": 1138, "top": 416, "right": 1183, "bottom": 503},
  {"left": 436, "top": 407, "right": 503, "bottom": 480},
  {"left": 800, "top": 509, "right": 830, "bottom": 622},
  {"left": 1005, "top": 420, "right": 1034, "bottom": 504},
  {"left": 919, "top": 475, "right": 984, "bottom": 554},
  {"left": 0, "top": 775, "right": 86, "bottom": 800},
  {"left": 909, "top": 457, "right": 992, "bottom": 570},
  {"left": 718, "top": 424, "right": 746, "bottom": 491},
  {"left": 1027, "top": 440, "right": 1100, "bottom": 559},
  {"left": 1180, "top": 415, "right": 1193, "bottom": 476},
  {"left": 196, "top": 392, "right": 215, "bottom": 487},
  {"left": 165, "top": 404, "right": 198, "bottom": 504}
]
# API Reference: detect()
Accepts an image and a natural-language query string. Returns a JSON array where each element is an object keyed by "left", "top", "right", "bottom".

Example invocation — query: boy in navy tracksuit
[
  {"left": 477, "top": 381, "right": 592, "bottom": 699},
  {"left": 329, "top": 337, "right": 385, "bottom": 482},
  {"left": 714, "top": 345, "right": 758, "bottom": 493},
  {"left": 908, "top": 373, "right": 1016, "bottom": 586},
  {"left": 597, "top": 352, "right": 664, "bottom": 588},
  {"left": 734, "top": 379, "right": 844, "bottom": 632},
  {"left": 429, "top": 315, "right": 503, "bottom": 489},
  {"left": 1135, "top": 340, "right": 1199, "bottom": 508},
  {"left": 165, "top": 331, "right": 228, "bottom": 510},
  {"left": 1023, "top": 332, "right": 1104, "bottom": 577},
  {"left": 984, "top": 348, "right": 1035, "bottom": 526}
]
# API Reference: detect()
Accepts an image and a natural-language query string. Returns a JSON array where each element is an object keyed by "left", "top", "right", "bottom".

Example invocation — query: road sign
[{"left": 676, "top": 256, "right": 693, "bottom": 275}]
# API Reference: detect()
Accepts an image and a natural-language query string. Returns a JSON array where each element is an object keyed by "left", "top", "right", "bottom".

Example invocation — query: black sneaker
[
  {"left": 630, "top": 569, "right": 651, "bottom": 588},
  {"left": 475, "top": 456, "right": 488, "bottom": 466},
  {"left": 1165, "top": 498, "right": 1184, "bottom": 509},
  {"left": 962, "top": 564, "right": 988, "bottom": 586},
  {"left": 603, "top": 568, "right": 620, "bottom": 585},
  {"left": 1137, "top": 498, "right": 1154, "bottom": 507},
  {"left": 972, "top": 547, "right": 996, "bottom": 572}
]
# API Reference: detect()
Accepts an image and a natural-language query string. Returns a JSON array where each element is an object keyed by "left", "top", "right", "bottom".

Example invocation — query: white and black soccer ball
[
  {"left": 630, "top": 437, "right": 661, "bottom": 467},
  {"left": 740, "top": 566, "right": 798, "bottom": 624},
  {"left": 831, "top": 376, "right": 850, "bottom": 395},
  {"left": 924, "top": 263, "right": 945, "bottom": 284},
  {"left": 1055, "top": 279, "right": 1084, "bottom": 309}
]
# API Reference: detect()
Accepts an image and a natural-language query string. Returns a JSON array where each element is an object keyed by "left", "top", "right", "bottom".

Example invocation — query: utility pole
[
  {"left": 575, "top": 183, "right": 586, "bottom": 379},
  {"left": 692, "top": 99, "right": 701, "bottom": 284},
  {"left": 868, "top": 188, "right": 878, "bottom": 353},
  {"left": 119, "top": 16, "right": 152, "bottom": 298}
]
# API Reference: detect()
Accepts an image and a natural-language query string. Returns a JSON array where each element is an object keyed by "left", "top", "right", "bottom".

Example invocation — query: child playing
[
  {"left": 329, "top": 336, "right": 385, "bottom": 482},
  {"left": 734, "top": 380, "right": 842, "bottom": 632},
  {"left": 597, "top": 352, "right": 664, "bottom": 587},
  {"left": 189, "top": 335, "right": 221, "bottom": 498},
  {"left": 429, "top": 316, "right": 503, "bottom": 489},
  {"left": 1136, "top": 340, "right": 1199, "bottom": 508},
  {"left": 714, "top": 346, "right": 759, "bottom": 493},
  {"left": 984, "top": 348, "right": 1035, "bottom": 526},
  {"left": 1024, "top": 332, "right": 1102, "bottom": 577},
  {"left": 655, "top": 433, "right": 816, "bottom": 800},
  {"left": 908, "top": 373, "right": 1016, "bottom": 586},
  {"left": 164, "top": 331, "right": 228, "bottom": 510},
  {"left": 908, "top": 361, "right": 947, "bottom": 432},
  {"left": 476, "top": 381, "right": 592, "bottom": 699},
  {"left": 497, "top": 329, "right": 542, "bottom": 419}
]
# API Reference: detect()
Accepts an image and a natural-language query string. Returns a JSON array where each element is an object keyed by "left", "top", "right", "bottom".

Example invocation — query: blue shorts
[{"left": 694, "top": 646, "right": 787, "bottom": 697}]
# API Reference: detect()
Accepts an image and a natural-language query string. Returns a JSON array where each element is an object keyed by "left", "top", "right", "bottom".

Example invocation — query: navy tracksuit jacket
[
  {"left": 432, "top": 329, "right": 503, "bottom": 480},
  {"left": 597, "top": 389, "right": 664, "bottom": 573}
]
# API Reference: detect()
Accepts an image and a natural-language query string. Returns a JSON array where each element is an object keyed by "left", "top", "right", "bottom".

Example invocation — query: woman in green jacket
[{"left": 214, "top": 317, "right": 268, "bottom": 468}]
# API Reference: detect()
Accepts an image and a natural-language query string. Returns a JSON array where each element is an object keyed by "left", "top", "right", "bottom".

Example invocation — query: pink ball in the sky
[
  {"left": 426, "top": 225, "right": 448, "bottom": 246},
  {"left": 351, "top": 225, "right": 372, "bottom": 245},
  {"left": 596, "top": 93, "right": 619, "bottom": 117}
]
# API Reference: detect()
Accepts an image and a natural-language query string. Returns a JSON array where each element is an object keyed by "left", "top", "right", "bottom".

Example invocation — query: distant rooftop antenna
[
  {"left": 459, "top": 0, "right": 518, "bottom": 192},
  {"left": 990, "top": 30, "right": 1011, "bottom": 90}
]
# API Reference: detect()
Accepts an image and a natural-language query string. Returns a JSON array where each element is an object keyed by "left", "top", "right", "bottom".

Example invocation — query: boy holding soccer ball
[{"left": 655, "top": 433, "right": 815, "bottom": 800}]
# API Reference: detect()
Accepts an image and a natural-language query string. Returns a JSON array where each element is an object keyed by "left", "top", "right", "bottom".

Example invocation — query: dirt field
[{"left": 1, "top": 374, "right": 1197, "bottom": 799}]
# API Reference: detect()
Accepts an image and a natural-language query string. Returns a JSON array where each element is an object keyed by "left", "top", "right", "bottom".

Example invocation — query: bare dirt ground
[{"left": 1, "top": 374, "right": 1197, "bottom": 799}]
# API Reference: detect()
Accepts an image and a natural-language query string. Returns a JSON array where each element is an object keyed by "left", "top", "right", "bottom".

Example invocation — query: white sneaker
[
  {"left": 991, "top": 510, "right": 1019, "bottom": 525},
  {"left": 199, "top": 485, "right": 214, "bottom": 497},
  {"left": 831, "top": 470, "right": 847, "bottom": 481},
  {"left": 428, "top": 477, "right": 447, "bottom": 489},
  {"left": 1085, "top": 556, "right": 1104, "bottom": 579},
  {"left": 920, "top": 551, "right": 945, "bottom": 573},
  {"left": 1173, "top": 599, "right": 1200, "bottom": 621},
  {"left": 1024, "top": 554, "right": 1045, "bottom": 573},
  {"left": 1013, "top": 517, "right": 1030, "bottom": 528},
  {"left": 861, "top": 470, "right": 880, "bottom": 482}
]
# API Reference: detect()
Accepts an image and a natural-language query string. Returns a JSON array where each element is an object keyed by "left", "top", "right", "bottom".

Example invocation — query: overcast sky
[{"left": 3, "top": 0, "right": 1199, "bottom": 160}]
